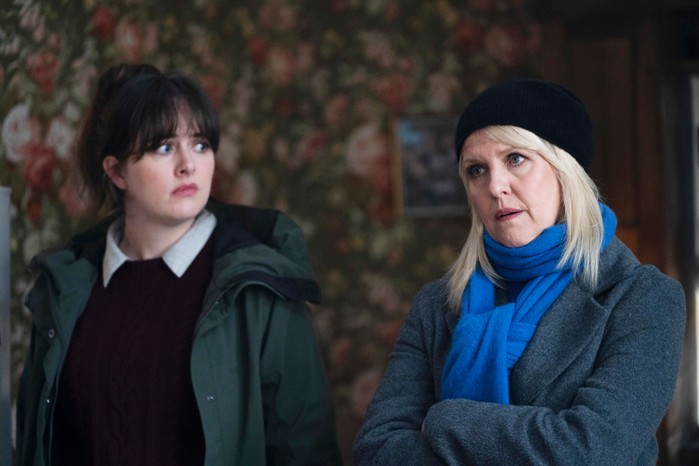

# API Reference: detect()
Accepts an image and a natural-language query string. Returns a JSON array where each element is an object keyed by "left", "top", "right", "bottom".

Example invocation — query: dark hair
[
  {"left": 76, "top": 63, "right": 220, "bottom": 216},
  {"left": 76, "top": 63, "right": 159, "bottom": 214}
]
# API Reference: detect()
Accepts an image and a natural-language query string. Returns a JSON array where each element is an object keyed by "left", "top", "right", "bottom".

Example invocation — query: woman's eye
[
  {"left": 467, "top": 165, "right": 485, "bottom": 178},
  {"left": 194, "top": 141, "right": 210, "bottom": 153},
  {"left": 508, "top": 153, "right": 525, "bottom": 165},
  {"left": 155, "top": 143, "right": 173, "bottom": 154}
]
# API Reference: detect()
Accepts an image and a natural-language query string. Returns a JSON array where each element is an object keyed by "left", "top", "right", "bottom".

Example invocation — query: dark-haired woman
[{"left": 15, "top": 63, "right": 340, "bottom": 466}]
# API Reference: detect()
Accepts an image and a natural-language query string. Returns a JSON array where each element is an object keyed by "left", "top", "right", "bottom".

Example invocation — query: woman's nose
[
  {"left": 177, "top": 149, "right": 196, "bottom": 175},
  {"left": 488, "top": 167, "right": 510, "bottom": 197}
]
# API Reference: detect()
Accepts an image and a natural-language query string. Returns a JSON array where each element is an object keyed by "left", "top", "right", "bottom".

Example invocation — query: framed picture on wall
[{"left": 393, "top": 115, "right": 467, "bottom": 217}]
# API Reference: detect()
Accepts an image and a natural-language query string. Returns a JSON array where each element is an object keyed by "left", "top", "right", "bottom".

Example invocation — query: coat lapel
[
  {"left": 509, "top": 238, "right": 637, "bottom": 405},
  {"left": 508, "top": 282, "right": 608, "bottom": 405}
]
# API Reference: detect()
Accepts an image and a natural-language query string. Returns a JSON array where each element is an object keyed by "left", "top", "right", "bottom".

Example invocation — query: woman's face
[
  {"left": 104, "top": 114, "right": 215, "bottom": 231},
  {"left": 460, "top": 129, "right": 561, "bottom": 248}
]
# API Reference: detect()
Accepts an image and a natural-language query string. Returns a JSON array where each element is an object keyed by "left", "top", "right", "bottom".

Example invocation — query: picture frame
[{"left": 393, "top": 115, "right": 467, "bottom": 218}]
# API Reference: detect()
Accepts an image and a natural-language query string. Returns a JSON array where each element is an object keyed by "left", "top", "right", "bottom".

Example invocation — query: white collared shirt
[{"left": 102, "top": 210, "right": 217, "bottom": 288}]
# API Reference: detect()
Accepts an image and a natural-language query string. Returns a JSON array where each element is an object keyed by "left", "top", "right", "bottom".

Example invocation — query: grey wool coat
[{"left": 353, "top": 237, "right": 686, "bottom": 465}]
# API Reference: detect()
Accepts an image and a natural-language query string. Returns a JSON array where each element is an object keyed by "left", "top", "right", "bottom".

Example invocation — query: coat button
[
  {"left": 48, "top": 329, "right": 55, "bottom": 339},
  {"left": 206, "top": 395, "right": 214, "bottom": 401}
]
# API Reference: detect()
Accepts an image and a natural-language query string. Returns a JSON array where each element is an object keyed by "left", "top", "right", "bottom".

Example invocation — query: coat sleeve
[
  {"left": 421, "top": 269, "right": 686, "bottom": 465},
  {"left": 259, "top": 297, "right": 342, "bottom": 466},
  {"left": 353, "top": 282, "right": 447, "bottom": 465}
]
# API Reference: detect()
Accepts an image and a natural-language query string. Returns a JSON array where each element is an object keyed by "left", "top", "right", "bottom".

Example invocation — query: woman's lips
[
  {"left": 173, "top": 184, "right": 198, "bottom": 196},
  {"left": 495, "top": 209, "right": 521, "bottom": 220}
]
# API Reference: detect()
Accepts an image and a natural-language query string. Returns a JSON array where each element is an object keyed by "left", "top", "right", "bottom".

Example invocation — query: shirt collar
[{"left": 102, "top": 210, "right": 217, "bottom": 287}]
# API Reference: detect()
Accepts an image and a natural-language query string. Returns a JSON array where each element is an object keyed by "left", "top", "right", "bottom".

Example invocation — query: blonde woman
[{"left": 354, "top": 78, "right": 686, "bottom": 465}]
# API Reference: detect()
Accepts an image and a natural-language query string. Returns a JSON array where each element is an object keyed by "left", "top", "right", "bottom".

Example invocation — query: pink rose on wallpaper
[
  {"left": 266, "top": 46, "right": 295, "bottom": 86},
  {"left": 26, "top": 50, "right": 59, "bottom": 95},
  {"left": 346, "top": 123, "right": 392, "bottom": 209},
  {"left": 114, "top": 18, "right": 158, "bottom": 62},
  {"left": 484, "top": 23, "right": 526, "bottom": 67},
  {"left": 345, "top": 124, "right": 388, "bottom": 179},
  {"left": 295, "top": 129, "right": 327, "bottom": 165},
  {"left": 324, "top": 94, "right": 349, "bottom": 127},
  {"left": 23, "top": 142, "right": 56, "bottom": 193},
  {"left": 91, "top": 5, "right": 116, "bottom": 41},
  {"left": 45, "top": 116, "right": 76, "bottom": 161},
  {"left": 59, "top": 183, "right": 89, "bottom": 218},
  {"left": 372, "top": 74, "right": 413, "bottom": 114},
  {"left": 452, "top": 19, "right": 484, "bottom": 55},
  {"left": 1, "top": 103, "right": 41, "bottom": 164}
]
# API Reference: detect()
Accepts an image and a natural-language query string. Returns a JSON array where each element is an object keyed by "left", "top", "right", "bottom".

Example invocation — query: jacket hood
[
  {"left": 207, "top": 201, "right": 320, "bottom": 304},
  {"left": 29, "top": 202, "right": 320, "bottom": 305}
]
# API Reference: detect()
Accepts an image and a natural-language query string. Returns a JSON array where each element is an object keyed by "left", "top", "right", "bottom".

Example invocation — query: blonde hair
[{"left": 445, "top": 126, "right": 604, "bottom": 311}]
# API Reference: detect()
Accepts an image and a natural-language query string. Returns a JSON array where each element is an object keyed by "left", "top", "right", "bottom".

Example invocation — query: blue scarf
[{"left": 440, "top": 203, "right": 617, "bottom": 403}]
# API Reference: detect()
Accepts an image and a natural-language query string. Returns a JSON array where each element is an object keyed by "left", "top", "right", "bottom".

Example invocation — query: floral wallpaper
[{"left": 1, "top": 0, "right": 541, "bottom": 460}]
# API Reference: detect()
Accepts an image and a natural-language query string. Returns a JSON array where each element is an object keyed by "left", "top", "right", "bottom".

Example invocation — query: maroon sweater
[{"left": 52, "top": 238, "right": 214, "bottom": 466}]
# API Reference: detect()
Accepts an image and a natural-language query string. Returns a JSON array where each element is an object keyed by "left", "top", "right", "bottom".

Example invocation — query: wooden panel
[
  {"left": 617, "top": 226, "right": 640, "bottom": 254},
  {"left": 561, "top": 22, "right": 665, "bottom": 268},
  {"left": 634, "top": 20, "right": 665, "bottom": 267},
  {"left": 538, "top": 15, "right": 668, "bottom": 269},
  {"left": 568, "top": 37, "right": 638, "bottom": 231}
]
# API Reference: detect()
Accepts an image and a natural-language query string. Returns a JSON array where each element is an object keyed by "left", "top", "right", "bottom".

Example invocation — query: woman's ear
[{"left": 102, "top": 156, "right": 127, "bottom": 190}]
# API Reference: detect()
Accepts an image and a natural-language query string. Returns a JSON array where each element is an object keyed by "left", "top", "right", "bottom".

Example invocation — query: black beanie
[{"left": 454, "top": 78, "right": 593, "bottom": 171}]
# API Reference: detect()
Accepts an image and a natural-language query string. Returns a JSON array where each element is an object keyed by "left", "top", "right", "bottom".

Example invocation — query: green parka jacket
[{"left": 15, "top": 202, "right": 341, "bottom": 466}]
